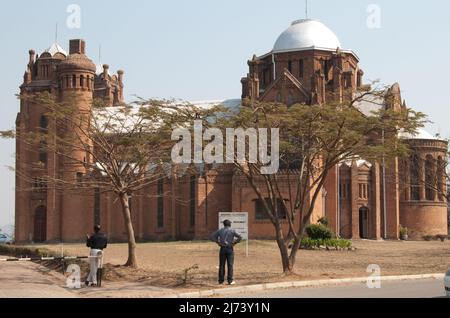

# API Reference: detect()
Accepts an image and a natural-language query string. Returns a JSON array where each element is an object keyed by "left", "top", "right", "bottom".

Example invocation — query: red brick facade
[{"left": 15, "top": 21, "right": 448, "bottom": 243}]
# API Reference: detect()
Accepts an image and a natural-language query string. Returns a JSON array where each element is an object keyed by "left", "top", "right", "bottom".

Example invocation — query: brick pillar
[
  {"left": 351, "top": 161, "right": 360, "bottom": 239},
  {"left": 324, "top": 165, "right": 339, "bottom": 235},
  {"left": 373, "top": 163, "right": 382, "bottom": 240},
  {"left": 385, "top": 158, "right": 400, "bottom": 239}
]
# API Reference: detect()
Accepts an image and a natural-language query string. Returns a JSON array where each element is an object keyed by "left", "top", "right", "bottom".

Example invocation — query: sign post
[{"left": 219, "top": 212, "right": 248, "bottom": 257}]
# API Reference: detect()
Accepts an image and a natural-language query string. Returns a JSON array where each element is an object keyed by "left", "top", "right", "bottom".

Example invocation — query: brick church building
[{"left": 15, "top": 19, "right": 448, "bottom": 243}]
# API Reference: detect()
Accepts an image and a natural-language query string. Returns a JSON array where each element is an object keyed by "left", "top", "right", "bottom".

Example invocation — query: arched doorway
[
  {"left": 359, "top": 207, "right": 369, "bottom": 239},
  {"left": 34, "top": 206, "right": 47, "bottom": 243}
]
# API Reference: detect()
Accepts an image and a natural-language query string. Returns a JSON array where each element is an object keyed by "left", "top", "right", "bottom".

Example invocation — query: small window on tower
[
  {"left": 76, "top": 172, "right": 84, "bottom": 185},
  {"left": 80, "top": 75, "right": 84, "bottom": 88},
  {"left": 299, "top": 59, "right": 304, "bottom": 78},
  {"left": 72, "top": 75, "right": 77, "bottom": 88},
  {"left": 39, "top": 115, "right": 48, "bottom": 132}
]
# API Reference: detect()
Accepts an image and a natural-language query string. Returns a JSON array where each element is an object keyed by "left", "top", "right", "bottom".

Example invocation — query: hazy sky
[{"left": 0, "top": 0, "right": 449, "bottom": 227}]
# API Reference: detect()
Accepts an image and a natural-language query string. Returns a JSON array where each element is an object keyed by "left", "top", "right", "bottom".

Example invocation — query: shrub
[
  {"left": 299, "top": 238, "right": 352, "bottom": 250},
  {"left": 399, "top": 226, "right": 409, "bottom": 236},
  {"left": 435, "top": 234, "right": 448, "bottom": 242},
  {"left": 306, "top": 224, "right": 334, "bottom": 240},
  {"left": 317, "top": 217, "right": 329, "bottom": 227},
  {"left": 423, "top": 235, "right": 433, "bottom": 241}
]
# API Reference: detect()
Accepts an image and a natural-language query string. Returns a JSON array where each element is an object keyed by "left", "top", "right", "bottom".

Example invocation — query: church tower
[
  {"left": 57, "top": 39, "right": 97, "bottom": 241},
  {"left": 241, "top": 19, "right": 363, "bottom": 106},
  {"left": 16, "top": 39, "right": 124, "bottom": 243}
]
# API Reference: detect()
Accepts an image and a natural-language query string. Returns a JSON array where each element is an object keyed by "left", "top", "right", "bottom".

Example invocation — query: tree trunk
[
  {"left": 119, "top": 192, "right": 138, "bottom": 268},
  {"left": 288, "top": 237, "right": 301, "bottom": 269},
  {"left": 274, "top": 224, "right": 294, "bottom": 274}
]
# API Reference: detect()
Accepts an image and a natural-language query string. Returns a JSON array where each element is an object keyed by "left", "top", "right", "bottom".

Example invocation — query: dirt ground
[{"left": 32, "top": 240, "right": 450, "bottom": 291}]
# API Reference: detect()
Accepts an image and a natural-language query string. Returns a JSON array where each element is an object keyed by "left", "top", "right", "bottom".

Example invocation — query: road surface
[{"left": 236, "top": 278, "right": 448, "bottom": 298}]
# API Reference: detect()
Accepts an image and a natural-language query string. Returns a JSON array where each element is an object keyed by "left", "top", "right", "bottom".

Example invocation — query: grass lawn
[{"left": 31, "top": 240, "right": 450, "bottom": 290}]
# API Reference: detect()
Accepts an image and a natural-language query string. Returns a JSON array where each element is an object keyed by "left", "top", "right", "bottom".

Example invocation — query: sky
[{"left": 0, "top": 0, "right": 449, "bottom": 229}]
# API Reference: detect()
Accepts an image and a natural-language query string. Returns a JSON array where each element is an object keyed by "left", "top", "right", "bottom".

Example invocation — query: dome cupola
[
  {"left": 273, "top": 19, "right": 341, "bottom": 53},
  {"left": 58, "top": 39, "right": 96, "bottom": 73}
]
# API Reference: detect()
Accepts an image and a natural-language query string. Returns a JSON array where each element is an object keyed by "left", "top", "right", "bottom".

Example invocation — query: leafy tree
[{"left": 215, "top": 88, "right": 425, "bottom": 273}]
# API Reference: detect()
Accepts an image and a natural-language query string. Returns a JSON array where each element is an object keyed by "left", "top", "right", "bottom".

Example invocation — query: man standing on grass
[
  {"left": 86, "top": 225, "right": 108, "bottom": 287},
  {"left": 209, "top": 220, "right": 242, "bottom": 285}
]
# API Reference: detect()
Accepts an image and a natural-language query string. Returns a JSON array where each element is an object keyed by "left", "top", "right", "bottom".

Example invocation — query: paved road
[
  {"left": 237, "top": 278, "right": 448, "bottom": 298},
  {"left": 0, "top": 256, "right": 76, "bottom": 298}
]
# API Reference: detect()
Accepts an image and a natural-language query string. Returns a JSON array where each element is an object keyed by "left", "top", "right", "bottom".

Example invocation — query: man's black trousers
[{"left": 219, "top": 246, "right": 234, "bottom": 284}]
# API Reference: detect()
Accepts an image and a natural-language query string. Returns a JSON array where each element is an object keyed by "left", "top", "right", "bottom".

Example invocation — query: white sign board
[
  {"left": 219, "top": 212, "right": 249, "bottom": 256},
  {"left": 218, "top": 212, "right": 248, "bottom": 239}
]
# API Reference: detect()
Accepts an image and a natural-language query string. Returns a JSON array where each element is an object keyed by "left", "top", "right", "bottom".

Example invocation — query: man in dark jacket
[
  {"left": 86, "top": 225, "right": 108, "bottom": 287},
  {"left": 209, "top": 220, "right": 242, "bottom": 285}
]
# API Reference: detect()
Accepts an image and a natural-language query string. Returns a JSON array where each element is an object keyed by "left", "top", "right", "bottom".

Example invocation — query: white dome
[{"left": 273, "top": 19, "right": 341, "bottom": 53}]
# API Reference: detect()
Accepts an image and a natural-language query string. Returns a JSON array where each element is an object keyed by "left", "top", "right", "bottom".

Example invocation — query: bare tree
[{"left": 6, "top": 92, "right": 218, "bottom": 268}]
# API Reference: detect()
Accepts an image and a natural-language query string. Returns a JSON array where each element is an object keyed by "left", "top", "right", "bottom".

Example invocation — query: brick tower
[{"left": 16, "top": 39, "right": 124, "bottom": 243}]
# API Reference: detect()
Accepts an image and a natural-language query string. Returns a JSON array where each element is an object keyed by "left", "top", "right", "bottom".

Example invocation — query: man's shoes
[
  {"left": 228, "top": 281, "right": 236, "bottom": 285},
  {"left": 218, "top": 282, "right": 224, "bottom": 285},
  {"left": 85, "top": 281, "right": 89, "bottom": 286}
]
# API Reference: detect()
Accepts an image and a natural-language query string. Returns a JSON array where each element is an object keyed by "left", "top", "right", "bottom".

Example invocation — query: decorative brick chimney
[{"left": 69, "top": 39, "right": 86, "bottom": 55}]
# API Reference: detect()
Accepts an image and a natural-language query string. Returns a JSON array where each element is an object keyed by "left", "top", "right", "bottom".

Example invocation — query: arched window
[
  {"left": 40, "top": 116, "right": 48, "bottom": 128},
  {"left": 410, "top": 154, "right": 420, "bottom": 201},
  {"left": 80, "top": 75, "right": 84, "bottom": 88},
  {"left": 39, "top": 115, "right": 48, "bottom": 131},
  {"left": 287, "top": 93, "right": 294, "bottom": 106},
  {"left": 437, "top": 156, "right": 445, "bottom": 201},
  {"left": 72, "top": 75, "right": 77, "bottom": 88},
  {"left": 425, "top": 155, "right": 436, "bottom": 201},
  {"left": 324, "top": 60, "right": 330, "bottom": 81}
]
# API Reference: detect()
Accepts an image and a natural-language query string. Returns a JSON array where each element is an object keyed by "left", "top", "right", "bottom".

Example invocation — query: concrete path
[{"left": 0, "top": 256, "right": 76, "bottom": 298}]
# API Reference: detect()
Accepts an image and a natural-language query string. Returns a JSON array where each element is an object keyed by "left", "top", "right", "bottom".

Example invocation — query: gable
[{"left": 260, "top": 69, "right": 310, "bottom": 105}]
